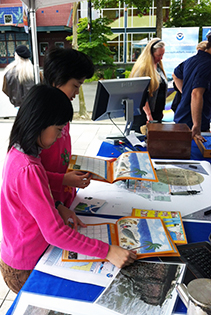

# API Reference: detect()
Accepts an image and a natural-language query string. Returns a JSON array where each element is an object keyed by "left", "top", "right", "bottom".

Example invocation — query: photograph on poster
[{"left": 95, "top": 260, "right": 186, "bottom": 315}]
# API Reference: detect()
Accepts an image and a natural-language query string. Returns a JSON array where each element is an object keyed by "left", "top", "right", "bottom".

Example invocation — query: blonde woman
[
  {"left": 130, "top": 38, "right": 168, "bottom": 131},
  {"left": 2, "top": 45, "right": 35, "bottom": 107},
  {"left": 196, "top": 40, "right": 208, "bottom": 51}
]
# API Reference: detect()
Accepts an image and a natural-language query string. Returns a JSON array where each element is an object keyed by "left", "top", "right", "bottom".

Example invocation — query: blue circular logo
[
  {"left": 106, "top": 273, "right": 113, "bottom": 278},
  {"left": 176, "top": 32, "right": 184, "bottom": 41}
]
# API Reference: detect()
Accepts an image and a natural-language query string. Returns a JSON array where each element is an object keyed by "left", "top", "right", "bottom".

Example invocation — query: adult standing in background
[
  {"left": 173, "top": 36, "right": 211, "bottom": 141},
  {"left": 129, "top": 38, "right": 168, "bottom": 132},
  {"left": 2, "top": 45, "right": 35, "bottom": 108},
  {"left": 171, "top": 40, "right": 208, "bottom": 113}
]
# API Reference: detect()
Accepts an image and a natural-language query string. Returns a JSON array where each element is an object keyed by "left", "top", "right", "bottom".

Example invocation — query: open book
[
  {"left": 132, "top": 208, "right": 187, "bottom": 245},
  {"left": 67, "top": 151, "right": 158, "bottom": 183},
  {"left": 62, "top": 216, "right": 179, "bottom": 262}
]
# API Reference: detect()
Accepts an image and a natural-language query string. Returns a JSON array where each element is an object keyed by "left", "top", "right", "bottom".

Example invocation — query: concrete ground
[{"left": 0, "top": 68, "right": 98, "bottom": 119}]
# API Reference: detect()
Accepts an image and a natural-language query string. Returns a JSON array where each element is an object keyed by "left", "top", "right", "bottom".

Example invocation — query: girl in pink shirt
[
  {"left": 0, "top": 84, "right": 137, "bottom": 294},
  {"left": 40, "top": 48, "right": 95, "bottom": 213}
]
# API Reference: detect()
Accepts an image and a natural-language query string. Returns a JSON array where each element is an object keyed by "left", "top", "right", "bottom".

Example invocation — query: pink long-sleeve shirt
[
  {"left": 0, "top": 147, "right": 109, "bottom": 270},
  {"left": 40, "top": 123, "right": 76, "bottom": 207}
]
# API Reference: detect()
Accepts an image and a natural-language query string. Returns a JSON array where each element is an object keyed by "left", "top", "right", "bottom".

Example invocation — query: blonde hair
[
  {"left": 4, "top": 52, "right": 34, "bottom": 83},
  {"left": 129, "top": 38, "right": 166, "bottom": 96},
  {"left": 196, "top": 40, "right": 208, "bottom": 51}
]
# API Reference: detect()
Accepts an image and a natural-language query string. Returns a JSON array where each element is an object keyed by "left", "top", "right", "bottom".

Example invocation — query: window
[
  {"left": 55, "top": 42, "right": 64, "bottom": 48},
  {"left": 4, "top": 15, "right": 13, "bottom": 24},
  {"left": 40, "top": 42, "right": 49, "bottom": 56}
]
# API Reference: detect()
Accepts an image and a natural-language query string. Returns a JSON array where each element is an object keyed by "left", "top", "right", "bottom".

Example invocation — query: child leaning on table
[
  {"left": 0, "top": 85, "right": 137, "bottom": 294},
  {"left": 40, "top": 47, "right": 94, "bottom": 225}
]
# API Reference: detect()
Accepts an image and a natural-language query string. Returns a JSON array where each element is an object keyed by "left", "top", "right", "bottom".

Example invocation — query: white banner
[{"left": 162, "top": 27, "right": 199, "bottom": 80}]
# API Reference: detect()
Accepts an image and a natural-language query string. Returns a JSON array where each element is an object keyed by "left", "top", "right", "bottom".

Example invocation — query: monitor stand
[
  {"left": 106, "top": 131, "right": 145, "bottom": 141},
  {"left": 106, "top": 98, "right": 145, "bottom": 141}
]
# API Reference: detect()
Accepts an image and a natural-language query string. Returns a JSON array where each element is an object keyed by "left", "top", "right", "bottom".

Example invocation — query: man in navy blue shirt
[{"left": 173, "top": 36, "right": 211, "bottom": 141}]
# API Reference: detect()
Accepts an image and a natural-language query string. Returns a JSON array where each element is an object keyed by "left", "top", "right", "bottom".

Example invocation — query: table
[
  {"left": 6, "top": 138, "right": 211, "bottom": 315},
  {"left": 6, "top": 219, "right": 211, "bottom": 315},
  {"left": 97, "top": 138, "right": 211, "bottom": 162}
]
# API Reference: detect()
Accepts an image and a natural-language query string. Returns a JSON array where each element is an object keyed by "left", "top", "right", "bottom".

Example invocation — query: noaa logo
[{"left": 176, "top": 32, "right": 184, "bottom": 41}]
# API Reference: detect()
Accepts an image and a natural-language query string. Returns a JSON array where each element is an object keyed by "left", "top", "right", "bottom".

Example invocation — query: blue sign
[
  {"left": 0, "top": 7, "right": 23, "bottom": 25},
  {"left": 202, "top": 27, "right": 211, "bottom": 40}
]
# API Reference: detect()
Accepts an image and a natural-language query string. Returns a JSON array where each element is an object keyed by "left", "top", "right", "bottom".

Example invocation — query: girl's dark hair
[
  {"left": 8, "top": 84, "right": 73, "bottom": 155},
  {"left": 43, "top": 47, "right": 95, "bottom": 87}
]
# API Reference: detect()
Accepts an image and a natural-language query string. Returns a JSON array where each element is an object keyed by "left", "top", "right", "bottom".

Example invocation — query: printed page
[
  {"left": 116, "top": 217, "right": 178, "bottom": 257},
  {"left": 132, "top": 208, "right": 187, "bottom": 244},
  {"left": 62, "top": 223, "right": 118, "bottom": 262},
  {"left": 72, "top": 197, "right": 107, "bottom": 214},
  {"left": 69, "top": 155, "right": 108, "bottom": 180},
  {"left": 126, "top": 133, "right": 146, "bottom": 148},
  {"left": 153, "top": 164, "right": 204, "bottom": 194},
  {"left": 95, "top": 260, "right": 186, "bottom": 315},
  {"left": 35, "top": 245, "right": 119, "bottom": 287},
  {"left": 112, "top": 152, "right": 158, "bottom": 182},
  {"left": 12, "top": 291, "right": 116, "bottom": 315}
]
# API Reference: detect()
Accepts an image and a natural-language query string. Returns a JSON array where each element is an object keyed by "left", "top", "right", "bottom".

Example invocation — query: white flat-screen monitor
[{"left": 92, "top": 77, "right": 150, "bottom": 137}]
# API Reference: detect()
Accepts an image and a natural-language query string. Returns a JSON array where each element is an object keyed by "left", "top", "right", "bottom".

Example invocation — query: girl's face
[
  {"left": 58, "top": 78, "right": 86, "bottom": 101},
  {"left": 37, "top": 124, "right": 66, "bottom": 149},
  {"left": 153, "top": 47, "right": 165, "bottom": 64}
]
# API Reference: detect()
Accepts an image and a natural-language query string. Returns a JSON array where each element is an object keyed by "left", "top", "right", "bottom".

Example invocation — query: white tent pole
[{"left": 29, "top": 0, "right": 40, "bottom": 83}]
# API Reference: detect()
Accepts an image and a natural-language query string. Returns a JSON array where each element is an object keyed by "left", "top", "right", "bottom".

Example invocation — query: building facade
[
  {"left": 0, "top": 1, "right": 170, "bottom": 67},
  {"left": 79, "top": 1, "right": 170, "bottom": 63},
  {"left": 0, "top": 0, "right": 73, "bottom": 67}
]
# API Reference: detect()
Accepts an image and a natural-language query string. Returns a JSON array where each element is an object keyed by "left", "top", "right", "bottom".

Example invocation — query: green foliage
[
  {"left": 143, "top": 241, "right": 162, "bottom": 251},
  {"left": 165, "top": 0, "right": 211, "bottom": 28},
  {"left": 92, "top": 0, "right": 151, "bottom": 15},
  {"left": 84, "top": 73, "right": 100, "bottom": 83},
  {"left": 103, "top": 67, "right": 115, "bottom": 79},
  {"left": 66, "top": 17, "right": 114, "bottom": 67},
  {"left": 124, "top": 70, "right": 131, "bottom": 78}
]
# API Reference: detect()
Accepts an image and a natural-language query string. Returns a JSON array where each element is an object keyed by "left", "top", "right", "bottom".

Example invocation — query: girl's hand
[
  {"left": 106, "top": 245, "right": 137, "bottom": 268},
  {"left": 57, "top": 204, "right": 87, "bottom": 230},
  {"left": 63, "top": 171, "right": 91, "bottom": 189}
]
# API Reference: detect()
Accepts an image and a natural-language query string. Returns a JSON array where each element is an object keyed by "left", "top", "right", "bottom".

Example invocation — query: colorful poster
[{"left": 22, "top": 2, "right": 29, "bottom": 33}]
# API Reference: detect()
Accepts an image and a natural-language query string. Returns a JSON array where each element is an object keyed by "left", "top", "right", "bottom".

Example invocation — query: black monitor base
[{"left": 106, "top": 132, "right": 145, "bottom": 141}]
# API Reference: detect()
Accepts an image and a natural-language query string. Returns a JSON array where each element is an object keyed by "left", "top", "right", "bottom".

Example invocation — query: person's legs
[
  {"left": 0, "top": 259, "right": 32, "bottom": 294},
  {"left": 131, "top": 113, "right": 147, "bottom": 132}
]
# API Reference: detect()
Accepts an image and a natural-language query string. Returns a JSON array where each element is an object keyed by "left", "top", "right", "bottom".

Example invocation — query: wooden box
[
  {"left": 147, "top": 123, "right": 192, "bottom": 159},
  {"left": 194, "top": 134, "right": 211, "bottom": 158}
]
